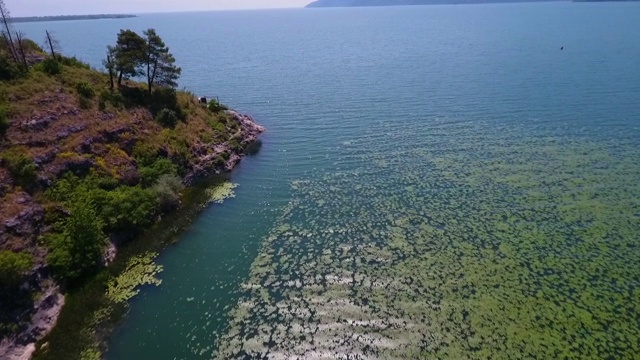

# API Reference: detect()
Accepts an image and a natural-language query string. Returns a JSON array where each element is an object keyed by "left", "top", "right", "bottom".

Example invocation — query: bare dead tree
[
  {"left": 44, "top": 30, "right": 61, "bottom": 60},
  {"left": 103, "top": 46, "right": 116, "bottom": 90},
  {"left": 0, "top": 0, "right": 18, "bottom": 63},
  {"left": 14, "top": 31, "right": 28, "bottom": 70}
]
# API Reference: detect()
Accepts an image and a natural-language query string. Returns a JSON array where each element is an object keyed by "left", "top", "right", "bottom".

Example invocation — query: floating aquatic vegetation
[
  {"left": 79, "top": 348, "right": 101, "bottom": 360},
  {"left": 106, "top": 252, "right": 163, "bottom": 304},
  {"left": 206, "top": 181, "right": 238, "bottom": 204},
  {"left": 210, "top": 119, "right": 640, "bottom": 359}
]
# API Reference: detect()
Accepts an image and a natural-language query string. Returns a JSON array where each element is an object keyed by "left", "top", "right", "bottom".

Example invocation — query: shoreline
[{"left": 1, "top": 110, "right": 264, "bottom": 360}]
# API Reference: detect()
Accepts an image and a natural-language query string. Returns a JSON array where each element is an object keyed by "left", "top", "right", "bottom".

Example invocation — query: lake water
[{"left": 17, "top": 2, "right": 640, "bottom": 359}]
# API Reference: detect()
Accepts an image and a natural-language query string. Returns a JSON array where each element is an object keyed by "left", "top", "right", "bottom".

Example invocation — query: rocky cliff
[{"left": 0, "top": 58, "right": 263, "bottom": 359}]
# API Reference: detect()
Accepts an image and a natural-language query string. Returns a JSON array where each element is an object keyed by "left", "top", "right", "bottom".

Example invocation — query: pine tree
[
  {"left": 144, "top": 29, "right": 181, "bottom": 94},
  {"left": 113, "top": 29, "right": 146, "bottom": 86}
]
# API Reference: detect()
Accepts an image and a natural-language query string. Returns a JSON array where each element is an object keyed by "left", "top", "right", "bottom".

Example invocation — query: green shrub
[
  {"left": 152, "top": 174, "right": 184, "bottom": 211},
  {"left": 150, "top": 88, "right": 184, "bottom": 120},
  {"left": 76, "top": 82, "right": 95, "bottom": 99},
  {"left": 41, "top": 57, "right": 62, "bottom": 75},
  {"left": 0, "top": 104, "right": 8, "bottom": 137},
  {"left": 207, "top": 98, "right": 227, "bottom": 113},
  {"left": 47, "top": 173, "right": 158, "bottom": 233},
  {"left": 207, "top": 118, "right": 227, "bottom": 134},
  {"left": 132, "top": 142, "right": 159, "bottom": 167},
  {"left": 0, "top": 251, "right": 33, "bottom": 287},
  {"left": 1, "top": 148, "right": 37, "bottom": 189},
  {"left": 155, "top": 108, "right": 178, "bottom": 128},
  {"left": 43, "top": 204, "right": 68, "bottom": 232},
  {"left": 0, "top": 54, "right": 21, "bottom": 81},
  {"left": 120, "top": 86, "right": 149, "bottom": 107},
  {"left": 47, "top": 201, "right": 105, "bottom": 281},
  {"left": 139, "top": 158, "right": 178, "bottom": 187},
  {"left": 99, "top": 89, "right": 125, "bottom": 110},
  {"left": 91, "top": 186, "right": 158, "bottom": 232}
]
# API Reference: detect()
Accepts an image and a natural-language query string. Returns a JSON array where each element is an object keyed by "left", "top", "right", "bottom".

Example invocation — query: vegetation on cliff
[{"left": 0, "top": 4, "right": 263, "bottom": 355}]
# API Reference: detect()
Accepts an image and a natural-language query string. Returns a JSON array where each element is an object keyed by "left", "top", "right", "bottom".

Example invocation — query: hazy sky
[{"left": 10, "top": 0, "right": 312, "bottom": 17}]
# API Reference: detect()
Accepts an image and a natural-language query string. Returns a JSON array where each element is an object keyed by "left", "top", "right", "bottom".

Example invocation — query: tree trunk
[
  {"left": 148, "top": 59, "right": 158, "bottom": 95},
  {"left": 15, "top": 31, "right": 28, "bottom": 71},
  {"left": 106, "top": 55, "right": 114, "bottom": 90},
  {"left": 117, "top": 70, "right": 123, "bottom": 87},
  {"left": 0, "top": 4, "right": 18, "bottom": 64},
  {"left": 147, "top": 55, "right": 151, "bottom": 95},
  {"left": 45, "top": 30, "right": 57, "bottom": 59}
]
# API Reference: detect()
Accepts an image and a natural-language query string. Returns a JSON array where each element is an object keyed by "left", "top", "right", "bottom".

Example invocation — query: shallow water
[{"left": 17, "top": 2, "right": 640, "bottom": 359}]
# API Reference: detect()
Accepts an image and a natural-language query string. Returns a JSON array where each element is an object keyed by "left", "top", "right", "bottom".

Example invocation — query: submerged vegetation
[
  {"left": 212, "top": 121, "right": 640, "bottom": 359},
  {"left": 106, "top": 252, "right": 163, "bottom": 304},
  {"left": 206, "top": 181, "right": 238, "bottom": 204}
]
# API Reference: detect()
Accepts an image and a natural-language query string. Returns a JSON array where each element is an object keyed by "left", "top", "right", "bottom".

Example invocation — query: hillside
[
  {"left": 0, "top": 31, "right": 262, "bottom": 358},
  {"left": 306, "top": 0, "right": 562, "bottom": 6}
]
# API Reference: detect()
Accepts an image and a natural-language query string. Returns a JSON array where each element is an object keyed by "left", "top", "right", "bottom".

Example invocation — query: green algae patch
[
  {"left": 106, "top": 252, "right": 163, "bottom": 304},
  {"left": 213, "top": 122, "right": 640, "bottom": 359},
  {"left": 206, "top": 181, "right": 238, "bottom": 204},
  {"left": 79, "top": 348, "right": 101, "bottom": 360}
]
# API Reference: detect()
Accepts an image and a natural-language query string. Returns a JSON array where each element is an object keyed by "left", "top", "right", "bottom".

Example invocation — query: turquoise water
[{"left": 18, "top": 3, "right": 640, "bottom": 359}]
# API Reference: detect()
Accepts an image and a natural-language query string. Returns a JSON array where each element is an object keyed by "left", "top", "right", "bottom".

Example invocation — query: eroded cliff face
[
  {"left": 0, "top": 280, "right": 64, "bottom": 360},
  {"left": 184, "top": 110, "right": 265, "bottom": 185}
]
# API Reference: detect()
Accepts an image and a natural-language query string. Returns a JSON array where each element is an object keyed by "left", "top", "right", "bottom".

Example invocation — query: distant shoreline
[
  {"left": 10, "top": 14, "right": 137, "bottom": 23},
  {"left": 306, "top": 0, "right": 639, "bottom": 7}
]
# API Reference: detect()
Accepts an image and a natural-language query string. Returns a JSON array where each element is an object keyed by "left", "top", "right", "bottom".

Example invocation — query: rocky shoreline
[
  {"left": 0, "top": 110, "right": 264, "bottom": 360},
  {"left": 183, "top": 110, "right": 265, "bottom": 185}
]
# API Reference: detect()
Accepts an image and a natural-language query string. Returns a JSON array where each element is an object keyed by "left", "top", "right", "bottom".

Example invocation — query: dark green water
[{"left": 17, "top": 3, "right": 640, "bottom": 359}]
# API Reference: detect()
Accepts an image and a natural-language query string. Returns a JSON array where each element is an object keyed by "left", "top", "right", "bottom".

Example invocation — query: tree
[
  {"left": 14, "top": 31, "right": 28, "bottom": 71},
  {"left": 143, "top": 29, "right": 181, "bottom": 94},
  {"left": 47, "top": 201, "right": 106, "bottom": 280},
  {"left": 44, "top": 30, "right": 61, "bottom": 60},
  {"left": 103, "top": 46, "right": 116, "bottom": 90},
  {"left": 113, "top": 29, "right": 146, "bottom": 87}
]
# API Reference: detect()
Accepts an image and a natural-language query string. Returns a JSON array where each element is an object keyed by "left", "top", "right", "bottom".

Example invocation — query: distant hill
[
  {"left": 306, "top": 0, "right": 562, "bottom": 6},
  {"left": 10, "top": 14, "right": 136, "bottom": 23}
]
